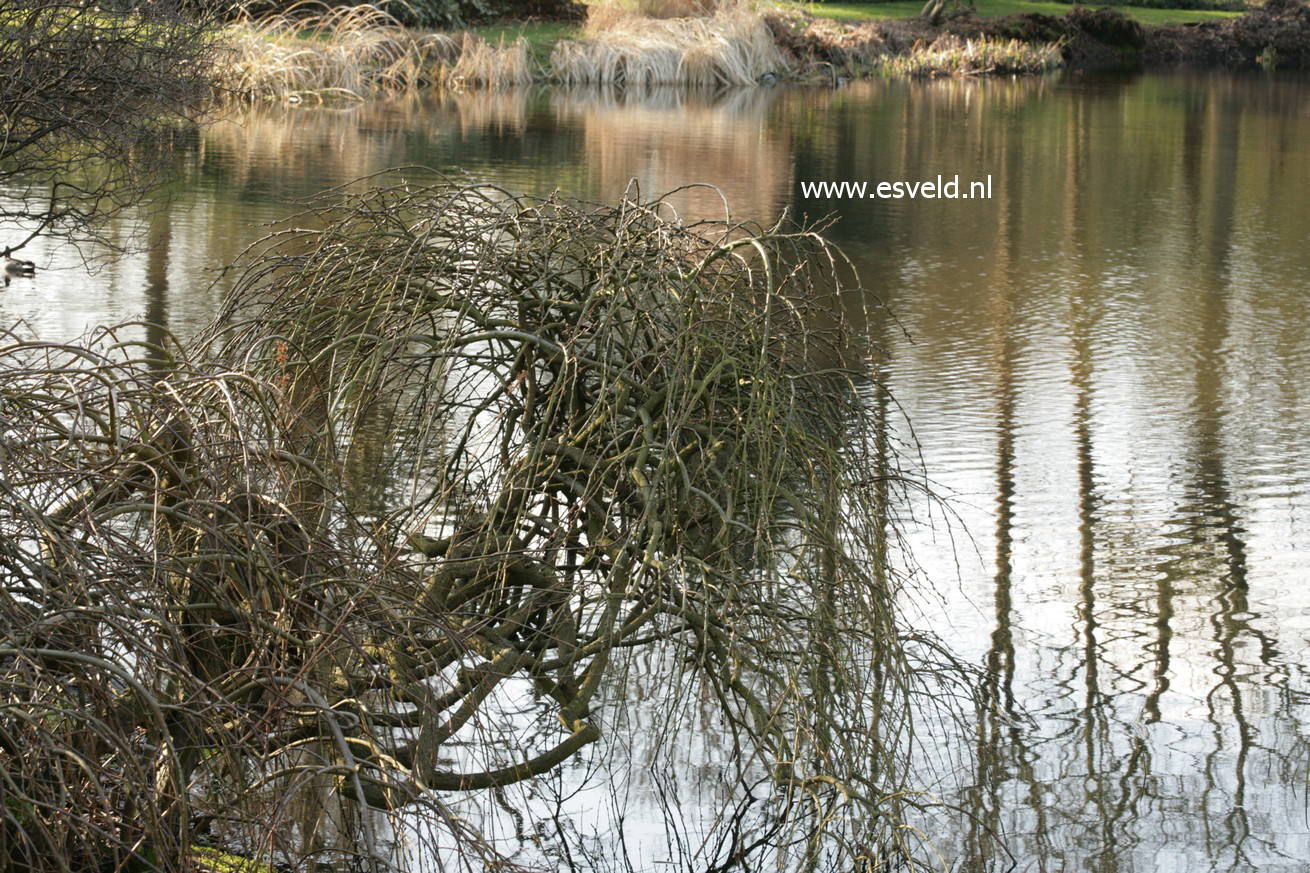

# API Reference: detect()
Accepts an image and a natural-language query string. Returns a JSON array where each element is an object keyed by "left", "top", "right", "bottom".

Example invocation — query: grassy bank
[
  {"left": 216, "top": 0, "right": 1302, "bottom": 97},
  {"left": 219, "top": 2, "right": 789, "bottom": 96},
  {"left": 804, "top": 0, "right": 1242, "bottom": 26}
]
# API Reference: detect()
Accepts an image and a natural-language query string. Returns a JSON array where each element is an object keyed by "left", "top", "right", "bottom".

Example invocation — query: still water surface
[{"left": 5, "top": 72, "right": 1310, "bottom": 871}]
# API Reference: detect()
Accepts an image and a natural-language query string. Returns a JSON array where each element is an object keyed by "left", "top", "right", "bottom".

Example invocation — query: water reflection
[
  {"left": 551, "top": 86, "right": 791, "bottom": 221},
  {"left": 4, "top": 73, "right": 1310, "bottom": 870},
  {"left": 817, "top": 73, "right": 1310, "bottom": 870}
]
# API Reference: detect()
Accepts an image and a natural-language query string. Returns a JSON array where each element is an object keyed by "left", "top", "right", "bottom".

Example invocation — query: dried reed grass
[
  {"left": 218, "top": 1, "right": 1064, "bottom": 99},
  {"left": 221, "top": 0, "right": 793, "bottom": 97},
  {"left": 220, "top": 3, "right": 460, "bottom": 100},
  {"left": 550, "top": 2, "right": 786, "bottom": 86},
  {"left": 584, "top": 0, "right": 716, "bottom": 27},
  {"left": 449, "top": 31, "right": 532, "bottom": 88},
  {"left": 880, "top": 34, "right": 1065, "bottom": 77}
]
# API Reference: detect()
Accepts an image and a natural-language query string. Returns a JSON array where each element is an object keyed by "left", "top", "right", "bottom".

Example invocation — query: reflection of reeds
[
  {"left": 550, "top": 3, "right": 786, "bottom": 87},
  {"left": 201, "top": 92, "right": 537, "bottom": 189},
  {"left": 200, "top": 83, "right": 788, "bottom": 228},
  {"left": 202, "top": 101, "right": 439, "bottom": 187},
  {"left": 200, "top": 89, "right": 537, "bottom": 175},
  {"left": 446, "top": 87, "right": 530, "bottom": 135},
  {"left": 552, "top": 85, "right": 790, "bottom": 222}
]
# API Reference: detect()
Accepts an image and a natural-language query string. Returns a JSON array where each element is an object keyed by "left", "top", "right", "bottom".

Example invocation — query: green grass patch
[
  {"left": 469, "top": 20, "right": 582, "bottom": 62},
  {"left": 799, "top": 0, "right": 1242, "bottom": 25},
  {"left": 192, "top": 847, "right": 275, "bottom": 873}
]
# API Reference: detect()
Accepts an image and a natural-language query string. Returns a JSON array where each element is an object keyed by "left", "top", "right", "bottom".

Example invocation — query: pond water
[{"left": 5, "top": 71, "right": 1310, "bottom": 871}]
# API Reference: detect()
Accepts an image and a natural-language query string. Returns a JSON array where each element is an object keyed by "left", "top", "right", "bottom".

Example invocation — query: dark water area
[{"left": 4, "top": 70, "right": 1310, "bottom": 871}]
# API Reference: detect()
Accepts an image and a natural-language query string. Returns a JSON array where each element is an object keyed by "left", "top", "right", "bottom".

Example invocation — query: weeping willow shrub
[{"left": 0, "top": 180, "right": 971, "bottom": 871}]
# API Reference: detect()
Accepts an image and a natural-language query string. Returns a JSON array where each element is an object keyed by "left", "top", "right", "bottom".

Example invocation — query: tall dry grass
[
  {"left": 448, "top": 31, "right": 532, "bottom": 88},
  {"left": 219, "top": 3, "right": 529, "bottom": 99},
  {"left": 220, "top": 0, "right": 793, "bottom": 97},
  {"left": 220, "top": 4, "right": 459, "bottom": 99},
  {"left": 586, "top": 0, "right": 717, "bottom": 24},
  {"left": 879, "top": 34, "right": 1065, "bottom": 77},
  {"left": 550, "top": 1, "right": 787, "bottom": 87},
  {"left": 217, "top": 0, "right": 1065, "bottom": 98}
]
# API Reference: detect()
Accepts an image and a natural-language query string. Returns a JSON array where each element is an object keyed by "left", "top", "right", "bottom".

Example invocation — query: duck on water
[{"left": 3, "top": 247, "right": 36, "bottom": 283}]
